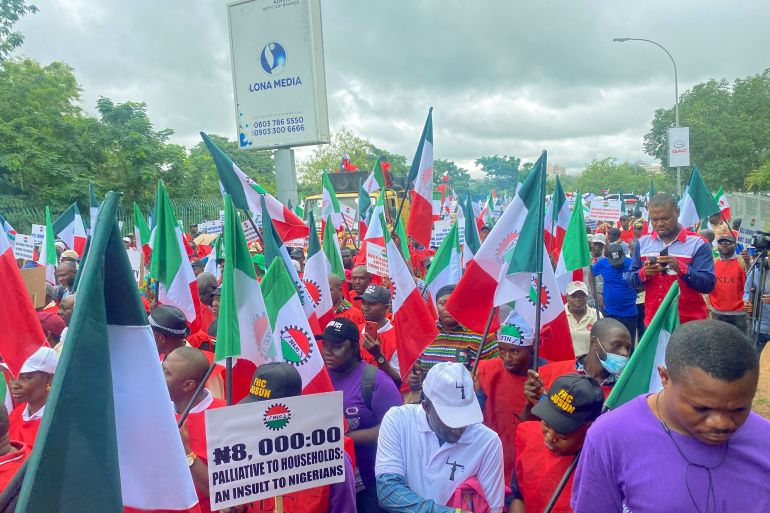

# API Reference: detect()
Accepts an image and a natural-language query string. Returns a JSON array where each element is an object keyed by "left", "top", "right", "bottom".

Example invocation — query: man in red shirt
[
  {"left": 510, "top": 375, "right": 604, "bottom": 513},
  {"left": 163, "top": 346, "right": 226, "bottom": 513},
  {"left": 322, "top": 274, "right": 364, "bottom": 329},
  {"left": 348, "top": 265, "right": 372, "bottom": 311},
  {"left": 357, "top": 285, "right": 401, "bottom": 386},
  {"left": 476, "top": 317, "right": 533, "bottom": 484},
  {"left": 0, "top": 404, "right": 30, "bottom": 493},
  {"left": 709, "top": 235, "right": 749, "bottom": 332}
]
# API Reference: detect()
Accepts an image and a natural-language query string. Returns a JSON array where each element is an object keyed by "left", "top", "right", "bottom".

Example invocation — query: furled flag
[
  {"left": 133, "top": 202, "right": 152, "bottom": 262},
  {"left": 354, "top": 195, "right": 387, "bottom": 276},
  {"left": 406, "top": 108, "right": 434, "bottom": 248},
  {"left": 432, "top": 190, "right": 443, "bottom": 222},
  {"left": 555, "top": 191, "right": 591, "bottom": 294},
  {"left": 261, "top": 196, "right": 320, "bottom": 335},
  {"left": 380, "top": 214, "right": 438, "bottom": 383},
  {"left": 88, "top": 183, "right": 100, "bottom": 236},
  {"left": 322, "top": 213, "right": 346, "bottom": 281},
  {"left": 261, "top": 257, "right": 332, "bottom": 394},
  {"left": 358, "top": 180, "right": 373, "bottom": 237},
  {"left": 714, "top": 186, "right": 731, "bottom": 221},
  {"left": 215, "top": 194, "right": 276, "bottom": 368},
  {"left": 363, "top": 156, "right": 389, "bottom": 193},
  {"left": 461, "top": 193, "right": 481, "bottom": 267},
  {"left": 150, "top": 181, "right": 202, "bottom": 333},
  {"left": 446, "top": 152, "right": 547, "bottom": 334},
  {"left": 0, "top": 213, "right": 16, "bottom": 250},
  {"left": 394, "top": 216, "right": 412, "bottom": 267},
  {"left": 0, "top": 227, "right": 47, "bottom": 377},
  {"left": 37, "top": 207, "right": 57, "bottom": 286},
  {"left": 53, "top": 203, "right": 88, "bottom": 256},
  {"left": 302, "top": 211, "right": 334, "bottom": 327},
  {"left": 203, "top": 235, "right": 223, "bottom": 280},
  {"left": 543, "top": 176, "right": 570, "bottom": 258},
  {"left": 322, "top": 171, "right": 345, "bottom": 231},
  {"left": 295, "top": 195, "right": 305, "bottom": 219},
  {"left": 478, "top": 192, "right": 495, "bottom": 227},
  {"left": 201, "top": 132, "right": 308, "bottom": 241},
  {"left": 423, "top": 220, "right": 462, "bottom": 305},
  {"left": 604, "top": 282, "right": 680, "bottom": 410},
  {"left": 678, "top": 166, "right": 721, "bottom": 229},
  {"left": 15, "top": 192, "right": 200, "bottom": 513}
]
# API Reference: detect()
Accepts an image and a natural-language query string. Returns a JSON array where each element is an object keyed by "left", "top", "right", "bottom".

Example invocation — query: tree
[
  {"left": 644, "top": 70, "right": 770, "bottom": 190},
  {"left": 433, "top": 159, "right": 471, "bottom": 191},
  {"left": 475, "top": 155, "right": 521, "bottom": 193},
  {"left": 575, "top": 158, "right": 672, "bottom": 195},
  {"left": 0, "top": 0, "right": 37, "bottom": 64}
]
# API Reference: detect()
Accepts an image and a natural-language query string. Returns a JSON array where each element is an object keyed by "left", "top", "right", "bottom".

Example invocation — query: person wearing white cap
[
  {"left": 376, "top": 362, "right": 505, "bottom": 512},
  {"left": 475, "top": 314, "right": 534, "bottom": 485},
  {"left": 564, "top": 281, "right": 598, "bottom": 357},
  {"left": 8, "top": 346, "right": 59, "bottom": 447}
]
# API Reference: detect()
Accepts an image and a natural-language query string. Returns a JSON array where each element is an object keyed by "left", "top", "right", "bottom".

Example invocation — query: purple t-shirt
[
  {"left": 330, "top": 361, "right": 403, "bottom": 488},
  {"left": 572, "top": 395, "right": 770, "bottom": 512}
]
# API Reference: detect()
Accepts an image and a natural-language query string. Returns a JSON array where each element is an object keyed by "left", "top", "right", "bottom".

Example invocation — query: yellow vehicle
[{"left": 304, "top": 171, "right": 411, "bottom": 244}]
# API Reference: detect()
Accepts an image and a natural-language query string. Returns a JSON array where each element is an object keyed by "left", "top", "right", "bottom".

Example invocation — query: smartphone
[
  {"left": 659, "top": 247, "right": 669, "bottom": 269},
  {"left": 365, "top": 321, "right": 379, "bottom": 338}
]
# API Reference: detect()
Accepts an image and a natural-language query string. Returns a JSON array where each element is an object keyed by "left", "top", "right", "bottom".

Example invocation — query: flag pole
[
  {"left": 177, "top": 360, "right": 218, "bottom": 427},
  {"left": 243, "top": 209, "right": 266, "bottom": 246},
  {"left": 391, "top": 182, "right": 413, "bottom": 239},
  {"left": 542, "top": 451, "right": 581, "bottom": 513},
  {"left": 226, "top": 357, "right": 233, "bottom": 406},
  {"left": 471, "top": 306, "right": 497, "bottom": 374},
  {"left": 532, "top": 150, "right": 548, "bottom": 372},
  {"left": 340, "top": 214, "right": 360, "bottom": 251}
]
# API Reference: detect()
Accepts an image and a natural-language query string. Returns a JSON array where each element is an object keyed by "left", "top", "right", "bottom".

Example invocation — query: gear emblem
[
  {"left": 527, "top": 276, "right": 551, "bottom": 312},
  {"left": 263, "top": 404, "right": 291, "bottom": 431},
  {"left": 302, "top": 278, "right": 322, "bottom": 308},
  {"left": 496, "top": 231, "right": 520, "bottom": 262},
  {"left": 280, "top": 324, "right": 313, "bottom": 366}
]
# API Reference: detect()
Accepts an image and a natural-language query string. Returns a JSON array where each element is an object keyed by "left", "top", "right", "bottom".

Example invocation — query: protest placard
[
  {"left": 205, "top": 391, "right": 344, "bottom": 510},
  {"left": 285, "top": 237, "right": 307, "bottom": 249},
  {"left": 31, "top": 224, "right": 45, "bottom": 243},
  {"left": 20, "top": 266, "right": 46, "bottom": 308},
  {"left": 242, "top": 220, "right": 259, "bottom": 243},
  {"left": 589, "top": 199, "right": 621, "bottom": 222},
  {"left": 430, "top": 219, "right": 452, "bottom": 248},
  {"left": 13, "top": 234, "right": 35, "bottom": 261},
  {"left": 737, "top": 217, "right": 763, "bottom": 247},
  {"left": 125, "top": 249, "right": 145, "bottom": 285},
  {"left": 365, "top": 241, "right": 388, "bottom": 277}
]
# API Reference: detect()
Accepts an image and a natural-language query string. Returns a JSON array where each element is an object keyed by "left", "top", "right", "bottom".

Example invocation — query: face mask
[{"left": 595, "top": 338, "right": 629, "bottom": 376}]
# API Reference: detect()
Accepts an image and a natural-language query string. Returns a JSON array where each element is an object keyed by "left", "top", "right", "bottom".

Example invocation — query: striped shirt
[{"left": 419, "top": 324, "right": 498, "bottom": 369}]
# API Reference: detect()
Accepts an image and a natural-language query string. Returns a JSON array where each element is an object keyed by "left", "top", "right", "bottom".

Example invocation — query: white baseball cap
[
  {"left": 566, "top": 281, "right": 589, "bottom": 296},
  {"left": 20, "top": 346, "right": 59, "bottom": 375},
  {"left": 591, "top": 233, "right": 606, "bottom": 245},
  {"left": 422, "top": 362, "right": 483, "bottom": 428}
]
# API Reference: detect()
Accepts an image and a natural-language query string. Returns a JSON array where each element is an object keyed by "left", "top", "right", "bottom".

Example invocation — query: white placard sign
[
  {"left": 125, "top": 249, "right": 144, "bottom": 285},
  {"left": 206, "top": 391, "right": 345, "bottom": 510},
  {"left": 13, "top": 234, "right": 35, "bottom": 260},
  {"left": 227, "top": 0, "right": 329, "bottom": 150},
  {"left": 589, "top": 199, "right": 621, "bottom": 222},
  {"left": 31, "top": 224, "right": 45, "bottom": 243},
  {"left": 737, "top": 217, "right": 763, "bottom": 247},
  {"left": 668, "top": 127, "right": 690, "bottom": 168},
  {"left": 430, "top": 219, "right": 452, "bottom": 248},
  {"left": 285, "top": 237, "right": 307, "bottom": 249},
  {"left": 365, "top": 241, "right": 388, "bottom": 278},
  {"left": 241, "top": 220, "right": 259, "bottom": 243}
]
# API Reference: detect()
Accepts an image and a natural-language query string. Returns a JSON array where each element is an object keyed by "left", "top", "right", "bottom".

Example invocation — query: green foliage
[
  {"left": 575, "top": 157, "right": 672, "bottom": 195},
  {"left": 297, "top": 127, "right": 408, "bottom": 196},
  {"left": 0, "top": 0, "right": 37, "bottom": 64},
  {"left": 644, "top": 70, "right": 770, "bottom": 190},
  {"left": 433, "top": 159, "right": 472, "bottom": 190},
  {"left": 474, "top": 155, "right": 521, "bottom": 193}
]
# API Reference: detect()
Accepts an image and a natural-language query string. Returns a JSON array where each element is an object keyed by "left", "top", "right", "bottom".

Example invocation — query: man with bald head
[
  {"left": 349, "top": 265, "right": 372, "bottom": 311},
  {"left": 163, "top": 346, "right": 226, "bottom": 513},
  {"left": 196, "top": 272, "right": 218, "bottom": 334},
  {"left": 323, "top": 274, "right": 364, "bottom": 328},
  {"left": 54, "top": 261, "right": 77, "bottom": 301}
]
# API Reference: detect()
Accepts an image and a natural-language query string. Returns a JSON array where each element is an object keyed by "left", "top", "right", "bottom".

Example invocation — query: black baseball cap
[
  {"left": 607, "top": 243, "right": 626, "bottom": 266},
  {"left": 240, "top": 362, "right": 302, "bottom": 403},
  {"left": 355, "top": 284, "right": 390, "bottom": 304},
  {"left": 532, "top": 374, "right": 604, "bottom": 434},
  {"left": 149, "top": 305, "right": 190, "bottom": 337},
  {"left": 316, "top": 317, "right": 360, "bottom": 344}
]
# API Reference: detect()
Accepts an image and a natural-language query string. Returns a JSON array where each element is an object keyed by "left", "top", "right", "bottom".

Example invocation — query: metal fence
[
  {"left": 726, "top": 192, "right": 770, "bottom": 229},
  {"left": 2, "top": 197, "right": 224, "bottom": 236}
]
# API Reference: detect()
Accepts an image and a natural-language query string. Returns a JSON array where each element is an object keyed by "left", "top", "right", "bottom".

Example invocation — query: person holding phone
[
  {"left": 627, "top": 193, "right": 716, "bottom": 326},
  {"left": 356, "top": 284, "right": 401, "bottom": 386}
]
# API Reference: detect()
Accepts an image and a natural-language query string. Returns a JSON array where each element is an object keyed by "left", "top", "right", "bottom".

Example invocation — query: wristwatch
[
  {"left": 376, "top": 355, "right": 386, "bottom": 365},
  {"left": 187, "top": 451, "right": 197, "bottom": 467}
]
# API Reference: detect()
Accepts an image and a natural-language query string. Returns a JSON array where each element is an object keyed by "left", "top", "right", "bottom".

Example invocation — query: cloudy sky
[{"left": 15, "top": 0, "right": 770, "bottom": 175}]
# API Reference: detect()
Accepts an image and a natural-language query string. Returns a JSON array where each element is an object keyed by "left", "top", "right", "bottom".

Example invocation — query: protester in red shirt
[
  {"left": 357, "top": 285, "right": 401, "bottom": 386},
  {"left": 510, "top": 375, "right": 604, "bottom": 513},
  {"left": 321, "top": 274, "right": 364, "bottom": 329},
  {"left": 8, "top": 347, "right": 58, "bottom": 448},
  {"left": 0, "top": 404, "right": 30, "bottom": 493},
  {"left": 522, "top": 318, "right": 631, "bottom": 421},
  {"left": 195, "top": 272, "right": 218, "bottom": 336},
  {"left": 163, "top": 347, "right": 226, "bottom": 513},
  {"left": 709, "top": 234, "right": 749, "bottom": 332},
  {"left": 348, "top": 265, "right": 372, "bottom": 311},
  {"left": 475, "top": 317, "right": 533, "bottom": 484}
]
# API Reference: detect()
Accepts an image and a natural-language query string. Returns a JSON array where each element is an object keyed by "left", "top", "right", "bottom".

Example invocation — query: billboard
[
  {"left": 668, "top": 127, "right": 690, "bottom": 168},
  {"left": 227, "top": 0, "right": 330, "bottom": 150}
]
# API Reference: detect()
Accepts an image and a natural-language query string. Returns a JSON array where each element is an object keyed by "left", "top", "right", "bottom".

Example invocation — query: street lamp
[{"left": 614, "top": 37, "right": 681, "bottom": 194}]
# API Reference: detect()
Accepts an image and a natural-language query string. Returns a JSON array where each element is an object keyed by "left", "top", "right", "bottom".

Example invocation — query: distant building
[{"left": 547, "top": 163, "right": 566, "bottom": 177}]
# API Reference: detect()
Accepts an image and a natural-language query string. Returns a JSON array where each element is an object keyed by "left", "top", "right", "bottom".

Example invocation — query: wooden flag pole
[
  {"left": 177, "top": 360, "right": 218, "bottom": 427},
  {"left": 225, "top": 357, "right": 233, "bottom": 406},
  {"left": 471, "top": 307, "right": 498, "bottom": 374}
]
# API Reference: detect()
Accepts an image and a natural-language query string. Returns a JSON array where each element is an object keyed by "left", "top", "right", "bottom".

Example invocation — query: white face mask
[{"left": 595, "top": 337, "right": 629, "bottom": 376}]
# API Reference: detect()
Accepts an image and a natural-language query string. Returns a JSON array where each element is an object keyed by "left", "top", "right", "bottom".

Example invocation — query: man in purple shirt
[
  {"left": 572, "top": 319, "right": 770, "bottom": 512},
  {"left": 321, "top": 317, "right": 403, "bottom": 513}
]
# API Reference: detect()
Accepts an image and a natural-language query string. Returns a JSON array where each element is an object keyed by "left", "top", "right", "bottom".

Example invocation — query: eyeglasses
[{"left": 717, "top": 240, "right": 735, "bottom": 245}]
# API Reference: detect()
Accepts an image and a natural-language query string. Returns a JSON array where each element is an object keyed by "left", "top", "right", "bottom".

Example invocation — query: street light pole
[{"left": 614, "top": 37, "right": 681, "bottom": 195}]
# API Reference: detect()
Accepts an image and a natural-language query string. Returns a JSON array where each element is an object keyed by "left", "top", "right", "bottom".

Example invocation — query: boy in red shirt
[
  {"left": 709, "top": 235, "right": 749, "bottom": 332},
  {"left": 509, "top": 375, "right": 603, "bottom": 513}
]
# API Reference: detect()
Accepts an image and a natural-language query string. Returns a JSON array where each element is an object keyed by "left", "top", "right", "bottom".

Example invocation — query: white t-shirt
[{"left": 375, "top": 403, "right": 505, "bottom": 512}]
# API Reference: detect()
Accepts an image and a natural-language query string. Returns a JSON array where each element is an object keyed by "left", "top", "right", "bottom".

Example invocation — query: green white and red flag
[
  {"left": 461, "top": 194, "right": 481, "bottom": 267},
  {"left": 15, "top": 192, "right": 200, "bottom": 513},
  {"left": 423, "top": 220, "right": 462, "bottom": 304},
  {"left": 363, "top": 156, "right": 389, "bottom": 193},
  {"left": 37, "top": 206, "right": 57, "bottom": 285},
  {"left": 354, "top": 194, "right": 387, "bottom": 275},
  {"left": 478, "top": 192, "right": 495, "bottom": 227},
  {"left": 149, "top": 181, "right": 202, "bottom": 333},
  {"left": 0, "top": 213, "right": 16, "bottom": 250},
  {"left": 53, "top": 203, "right": 88, "bottom": 256},
  {"left": 555, "top": 191, "right": 591, "bottom": 293},
  {"left": 543, "top": 175, "right": 570, "bottom": 258},
  {"left": 201, "top": 132, "right": 308, "bottom": 241},
  {"left": 406, "top": 108, "right": 434, "bottom": 247},
  {"left": 322, "top": 213, "right": 346, "bottom": 281},
  {"left": 678, "top": 166, "right": 721, "bottom": 229},
  {"left": 0, "top": 226, "right": 47, "bottom": 377},
  {"left": 133, "top": 202, "right": 152, "bottom": 262},
  {"left": 322, "top": 171, "right": 345, "bottom": 231},
  {"left": 714, "top": 186, "right": 731, "bottom": 221},
  {"left": 88, "top": 183, "right": 100, "bottom": 236},
  {"left": 381, "top": 215, "right": 438, "bottom": 382},
  {"left": 302, "top": 211, "right": 334, "bottom": 325}
]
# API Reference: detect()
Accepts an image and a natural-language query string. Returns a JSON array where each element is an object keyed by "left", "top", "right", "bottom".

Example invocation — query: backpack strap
[{"left": 360, "top": 364, "right": 378, "bottom": 410}]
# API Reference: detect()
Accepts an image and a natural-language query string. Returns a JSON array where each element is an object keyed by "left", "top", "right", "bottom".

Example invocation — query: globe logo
[{"left": 260, "top": 41, "right": 287, "bottom": 75}]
